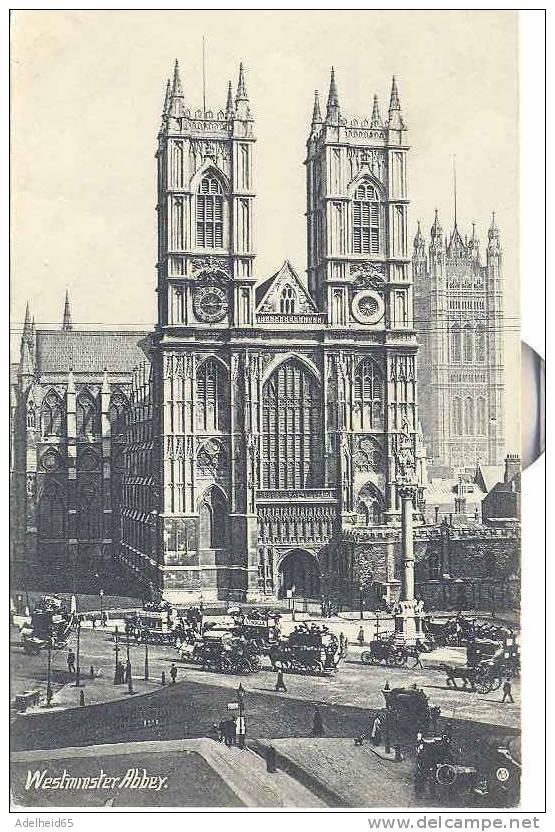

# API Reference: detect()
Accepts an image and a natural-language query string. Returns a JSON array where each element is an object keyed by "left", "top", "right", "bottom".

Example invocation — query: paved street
[{"left": 10, "top": 613, "right": 520, "bottom": 809}]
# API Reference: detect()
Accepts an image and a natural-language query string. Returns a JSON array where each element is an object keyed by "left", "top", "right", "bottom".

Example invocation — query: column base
[{"left": 393, "top": 600, "right": 423, "bottom": 646}]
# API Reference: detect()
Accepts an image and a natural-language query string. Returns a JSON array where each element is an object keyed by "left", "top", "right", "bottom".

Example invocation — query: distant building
[
  {"left": 482, "top": 453, "right": 521, "bottom": 525},
  {"left": 413, "top": 208, "right": 505, "bottom": 469}
]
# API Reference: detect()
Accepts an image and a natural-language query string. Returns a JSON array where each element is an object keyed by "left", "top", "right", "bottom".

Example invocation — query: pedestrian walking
[
  {"left": 170, "top": 663, "right": 178, "bottom": 684},
  {"left": 275, "top": 669, "right": 287, "bottom": 692},
  {"left": 67, "top": 648, "right": 76, "bottom": 674},
  {"left": 90, "top": 665, "right": 95, "bottom": 679},
  {"left": 430, "top": 705, "right": 441, "bottom": 734},
  {"left": 79, "top": 690, "right": 85, "bottom": 707},
  {"left": 501, "top": 678, "right": 514, "bottom": 703},
  {"left": 312, "top": 706, "right": 325, "bottom": 736},
  {"left": 357, "top": 626, "right": 365, "bottom": 646},
  {"left": 339, "top": 632, "right": 345, "bottom": 652},
  {"left": 370, "top": 715, "right": 382, "bottom": 746},
  {"left": 91, "top": 615, "right": 96, "bottom": 630},
  {"left": 161, "top": 670, "right": 166, "bottom": 686},
  {"left": 101, "top": 611, "right": 107, "bottom": 627}
]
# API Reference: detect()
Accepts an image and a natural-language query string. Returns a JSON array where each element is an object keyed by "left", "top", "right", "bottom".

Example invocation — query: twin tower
[{"left": 125, "top": 60, "right": 419, "bottom": 602}]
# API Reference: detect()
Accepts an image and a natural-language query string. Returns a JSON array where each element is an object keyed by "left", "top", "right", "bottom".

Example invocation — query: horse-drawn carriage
[
  {"left": 182, "top": 634, "right": 262, "bottom": 675},
  {"left": 422, "top": 615, "right": 476, "bottom": 648},
  {"left": 123, "top": 610, "right": 178, "bottom": 646},
  {"left": 361, "top": 637, "right": 421, "bottom": 669},
  {"left": 269, "top": 626, "right": 341, "bottom": 675},
  {"left": 384, "top": 685, "right": 433, "bottom": 735},
  {"left": 20, "top": 596, "right": 73, "bottom": 655}
]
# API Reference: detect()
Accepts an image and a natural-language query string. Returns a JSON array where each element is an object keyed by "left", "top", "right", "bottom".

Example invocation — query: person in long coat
[{"left": 312, "top": 706, "right": 325, "bottom": 736}]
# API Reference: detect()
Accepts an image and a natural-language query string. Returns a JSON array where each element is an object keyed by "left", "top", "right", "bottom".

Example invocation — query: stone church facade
[
  {"left": 412, "top": 211, "right": 505, "bottom": 469},
  {"left": 119, "top": 63, "right": 426, "bottom": 603}
]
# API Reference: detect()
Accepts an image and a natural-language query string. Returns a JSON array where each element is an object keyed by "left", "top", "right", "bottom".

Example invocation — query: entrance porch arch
[{"left": 278, "top": 549, "right": 321, "bottom": 599}]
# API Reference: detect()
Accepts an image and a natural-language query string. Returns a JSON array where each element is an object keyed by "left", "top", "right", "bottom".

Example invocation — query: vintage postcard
[{"left": 10, "top": 9, "right": 527, "bottom": 813}]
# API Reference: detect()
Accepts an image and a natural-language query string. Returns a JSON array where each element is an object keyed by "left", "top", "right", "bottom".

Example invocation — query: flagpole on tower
[{"left": 202, "top": 35, "right": 207, "bottom": 116}]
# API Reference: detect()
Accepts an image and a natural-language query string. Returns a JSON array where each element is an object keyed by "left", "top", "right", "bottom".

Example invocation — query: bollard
[{"left": 266, "top": 745, "right": 277, "bottom": 773}]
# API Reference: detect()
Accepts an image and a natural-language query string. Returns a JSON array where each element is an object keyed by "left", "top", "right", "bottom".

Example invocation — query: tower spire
[
  {"left": 23, "top": 302, "right": 32, "bottom": 343},
  {"left": 62, "top": 289, "right": 73, "bottom": 331},
  {"left": 312, "top": 90, "right": 322, "bottom": 126},
  {"left": 162, "top": 78, "right": 171, "bottom": 118},
  {"left": 168, "top": 59, "right": 185, "bottom": 117},
  {"left": 326, "top": 66, "right": 340, "bottom": 121},
  {"left": 388, "top": 76, "right": 405, "bottom": 129},
  {"left": 370, "top": 94, "right": 382, "bottom": 128},
  {"left": 225, "top": 80, "right": 235, "bottom": 118}
]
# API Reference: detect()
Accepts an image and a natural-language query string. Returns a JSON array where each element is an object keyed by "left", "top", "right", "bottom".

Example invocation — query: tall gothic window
[
  {"left": 38, "top": 482, "right": 65, "bottom": 539},
  {"left": 475, "top": 325, "right": 486, "bottom": 363},
  {"left": 280, "top": 286, "right": 296, "bottom": 315},
  {"left": 76, "top": 391, "right": 99, "bottom": 438},
  {"left": 196, "top": 358, "right": 229, "bottom": 431},
  {"left": 352, "top": 183, "right": 380, "bottom": 254},
  {"left": 199, "top": 487, "right": 228, "bottom": 549},
  {"left": 109, "top": 392, "right": 129, "bottom": 439},
  {"left": 477, "top": 397, "right": 487, "bottom": 435},
  {"left": 465, "top": 397, "right": 475, "bottom": 435},
  {"left": 262, "top": 359, "right": 321, "bottom": 490},
  {"left": 450, "top": 325, "right": 462, "bottom": 363},
  {"left": 452, "top": 397, "right": 462, "bottom": 435},
  {"left": 464, "top": 325, "right": 474, "bottom": 363},
  {"left": 196, "top": 175, "right": 224, "bottom": 249},
  {"left": 77, "top": 483, "right": 101, "bottom": 540},
  {"left": 353, "top": 357, "right": 383, "bottom": 430},
  {"left": 41, "top": 390, "right": 64, "bottom": 438},
  {"left": 355, "top": 482, "right": 383, "bottom": 526}
]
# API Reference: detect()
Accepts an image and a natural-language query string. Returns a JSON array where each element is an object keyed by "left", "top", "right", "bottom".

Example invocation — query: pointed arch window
[
  {"left": 464, "top": 397, "right": 475, "bottom": 435},
  {"left": 196, "top": 359, "right": 229, "bottom": 431},
  {"left": 38, "top": 481, "right": 66, "bottom": 539},
  {"left": 109, "top": 392, "right": 129, "bottom": 439},
  {"left": 452, "top": 397, "right": 462, "bottom": 435},
  {"left": 41, "top": 391, "right": 64, "bottom": 438},
  {"left": 77, "top": 483, "right": 101, "bottom": 540},
  {"left": 450, "top": 325, "right": 462, "bottom": 363},
  {"left": 196, "top": 175, "right": 224, "bottom": 249},
  {"left": 76, "top": 391, "right": 99, "bottom": 438},
  {"left": 353, "top": 357, "right": 383, "bottom": 430},
  {"left": 464, "top": 325, "right": 474, "bottom": 363},
  {"left": 262, "top": 359, "right": 322, "bottom": 490},
  {"left": 352, "top": 182, "right": 380, "bottom": 254},
  {"left": 280, "top": 286, "right": 296, "bottom": 315},
  {"left": 475, "top": 325, "right": 486, "bottom": 363},
  {"left": 199, "top": 487, "right": 228, "bottom": 549},
  {"left": 477, "top": 397, "right": 487, "bottom": 435},
  {"left": 355, "top": 482, "right": 384, "bottom": 526}
]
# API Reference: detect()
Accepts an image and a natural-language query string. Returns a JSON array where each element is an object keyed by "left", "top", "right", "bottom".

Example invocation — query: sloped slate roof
[
  {"left": 475, "top": 464, "right": 504, "bottom": 494},
  {"left": 36, "top": 330, "right": 151, "bottom": 374}
]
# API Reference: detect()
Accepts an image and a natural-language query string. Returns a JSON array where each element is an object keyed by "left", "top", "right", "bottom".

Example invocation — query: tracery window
[
  {"left": 77, "top": 483, "right": 101, "bottom": 540},
  {"left": 464, "top": 325, "right": 474, "bottom": 363},
  {"left": 477, "top": 397, "right": 487, "bottom": 435},
  {"left": 262, "top": 359, "right": 321, "bottom": 490},
  {"left": 196, "top": 175, "right": 224, "bottom": 249},
  {"left": 41, "top": 391, "right": 64, "bottom": 438},
  {"left": 353, "top": 357, "right": 383, "bottom": 430},
  {"left": 76, "top": 391, "right": 99, "bottom": 438},
  {"left": 475, "top": 325, "right": 486, "bottom": 363},
  {"left": 464, "top": 397, "right": 475, "bottom": 435},
  {"left": 450, "top": 325, "right": 462, "bottom": 363},
  {"left": 196, "top": 359, "right": 229, "bottom": 431},
  {"left": 280, "top": 286, "right": 296, "bottom": 315},
  {"left": 355, "top": 482, "right": 383, "bottom": 526},
  {"left": 352, "top": 183, "right": 380, "bottom": 255},
  {"left": 109, "top": 392, "right": 129, "bottom": 439},
  {"left": 38, "top": 481, "right": 65, "bottom": 539},
  {"left": 452, "top": 397, "right": 462, "bottom": 435}
]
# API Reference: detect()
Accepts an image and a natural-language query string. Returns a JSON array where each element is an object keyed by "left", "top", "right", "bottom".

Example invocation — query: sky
[{"left": 11, "top": 10, "right": 520, "bottom": 449}]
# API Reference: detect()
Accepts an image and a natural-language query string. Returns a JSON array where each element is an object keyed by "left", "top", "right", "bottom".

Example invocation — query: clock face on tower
[{"left": 193, "top": 285, "right": 228, "bottom": 323}]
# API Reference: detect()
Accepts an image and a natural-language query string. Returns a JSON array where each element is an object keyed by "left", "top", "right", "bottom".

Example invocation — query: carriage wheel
[
  {"left": 474, "top": 677, "right": 492, "bottom": 694},
  {"left": 405, "top": 654, "right": 420, "bottom": 670},
  {"left": 361, "top": 651, "right": 374, "bottom": 665},
  {"left": 489, "top": 676, "right": 502, "bottom": 691},
  {"left": 390, "top": 651, "right": 406, "bottom": 668}
]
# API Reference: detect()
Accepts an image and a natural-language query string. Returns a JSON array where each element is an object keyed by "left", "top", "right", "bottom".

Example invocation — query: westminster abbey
[{"left": 12, "top": 61, "right": 512, "bottom": 605}]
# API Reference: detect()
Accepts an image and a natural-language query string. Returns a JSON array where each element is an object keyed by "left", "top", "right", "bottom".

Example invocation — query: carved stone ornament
[
  {"left": 351, "top": 290, "right": 385, "bottom": 325},
  {"left": 394, "top": 419, "right": 416, "bottom": 484}
]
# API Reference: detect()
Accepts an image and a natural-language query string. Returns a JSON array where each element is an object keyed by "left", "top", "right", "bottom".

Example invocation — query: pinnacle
[
  {"left": 312, "top": 90, "right": 322, "bottom": 125},
  {"left": 236, "top": 62, "right": 249, "bottom": 102},
  {"left": 62, "top": 289, "right": 73, "bottom": 332},
  {"left": 327, "top": 66, "right": 340, "bottom": 111},
  {"left": 370, "top": 94, "right": 382, "bottom": 127},
  {"left": 389, "top": 75, "right": 400, "bottom": 111},
  {"left": 162, "top": 78, "right": 171, "bottom": 117},
  {"left": 172, "top": 59, "right": 184, "bottom": 98},
  {"left": 225, "top": 80, "right": 235, "bottom": 117}
]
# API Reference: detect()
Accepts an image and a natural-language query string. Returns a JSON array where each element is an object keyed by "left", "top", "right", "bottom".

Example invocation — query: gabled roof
[
  {"left": 35, "top": 330, "right": 151, "bottom": 375},
  {"left": 255, "top": 260, "right": 317, "bottom": 313},
  {"left": 475, "top": 463, "right": 504, "bottom": 494}
]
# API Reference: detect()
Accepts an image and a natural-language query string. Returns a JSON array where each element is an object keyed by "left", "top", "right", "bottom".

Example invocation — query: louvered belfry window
[
  {"left": 353, "top": 357, "right": 383, "bottom": 430},
  {"left": 196, "top": 175, "right": 224, "bottom": 248},
  {"left": 196, "top": 358, "right": 228, "bottom": 431},
  {"left": 262, "top": 359, "right": 321, "bottom": 490},
  {"left": 353, "top": 183, "right": 380, "bottom": 254}
]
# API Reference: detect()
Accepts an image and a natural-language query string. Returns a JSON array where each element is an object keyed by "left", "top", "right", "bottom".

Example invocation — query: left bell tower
[{"left": 156, "top": 60, "right": 256, "bottom": 331}]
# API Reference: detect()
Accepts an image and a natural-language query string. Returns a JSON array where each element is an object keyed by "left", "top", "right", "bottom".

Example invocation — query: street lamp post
[
  {"left": 73, "top": 618, "right": 82, "bottom": 688},
  {"left": 46, "top": 620, "right": 53, "bottom": 706},
  {"left": 125, "top": 628, "right": 133, "bottom": 694},
  {"left": 113, "top": 625, "right": 119, "bottom": 685},
  {"left": 237, "top": 683, "right": 246, "bottom": 749},
  {"left": 359, "top": 584, "right": 364, "bottom": 620},
  {"left": 291, "top": 586, "right": 296, "bottom": 623},
  {"left": 99, "top": 588, "right": 104, "bottom": 623},
  {"left": 144, "top": 634, "right": 149, "bottom": 681}
]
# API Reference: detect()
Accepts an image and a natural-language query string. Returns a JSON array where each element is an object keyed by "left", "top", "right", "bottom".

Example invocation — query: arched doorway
[{"left": 278, "top": 549, "right": 321, "bottom": 599}]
